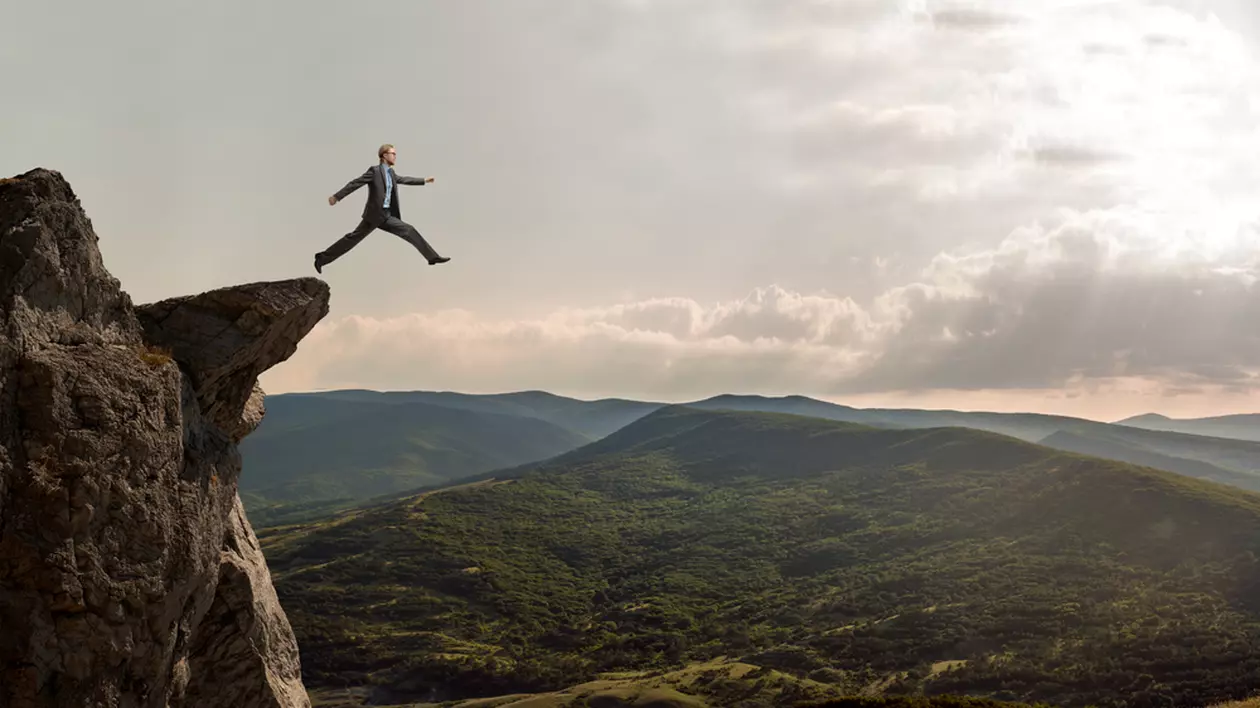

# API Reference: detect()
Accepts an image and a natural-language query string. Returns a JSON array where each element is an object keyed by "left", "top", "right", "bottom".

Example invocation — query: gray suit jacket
[{"left": 334, "top": 164, "right": 427, "bottom": 224}]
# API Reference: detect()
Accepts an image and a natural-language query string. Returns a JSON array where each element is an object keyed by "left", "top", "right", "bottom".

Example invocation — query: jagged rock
[
  {"left": 180, "top": 496, "right": 308, "bottom": 707},
  {"left": 135, "top": 280, "right": 329, "bottom": 442},
  {"left": 0, "top": 168, "right": 324, "bottom": 708},
  {"left": 0, "top": 170, "right": 140, "bottom": 348}
]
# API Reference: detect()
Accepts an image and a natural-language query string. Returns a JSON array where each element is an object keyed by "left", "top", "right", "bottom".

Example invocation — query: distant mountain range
[
  {"left": 240, "top": 389, "right": 1260, "bottom": 522},
  {"left": 238, "top": 393, "right": 592, "bottom": 522},
  {"left": 288, "top": 388, "right": 663, "bottom": 439},
  {"left": 262, "top": 405, "right": 1260, "bottom": 707},
  {"left": 1114, "top": 412, "right": 1260, "bottom": 442}
]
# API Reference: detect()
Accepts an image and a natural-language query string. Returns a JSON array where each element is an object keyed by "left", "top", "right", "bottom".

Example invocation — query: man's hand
[
  {"left": 328, "top": 195, "right": 337, "bottom": 205},
  {"left": 426, "top": 177, "right": 435, "bottom": 184}
]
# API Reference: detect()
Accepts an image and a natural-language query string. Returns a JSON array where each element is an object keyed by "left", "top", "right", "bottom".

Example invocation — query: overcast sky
[{"left": 4, "top": 0, "right": 1260, "bottom": 421}]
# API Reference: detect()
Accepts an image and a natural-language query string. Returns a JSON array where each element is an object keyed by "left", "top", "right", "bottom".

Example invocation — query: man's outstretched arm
[
  {"left": 396, "top": 175, "right": 435, "bottom": 186},
  {"left": 328, "top": 168, "right": 374, "bottom": 205}
]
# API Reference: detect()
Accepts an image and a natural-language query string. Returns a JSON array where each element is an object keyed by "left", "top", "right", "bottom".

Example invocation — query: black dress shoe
[
  {"left": 429, "top": 256, "right": 451, "bottom": 265},
  {"left": 314, "top": 254, "right": 327, "bottom": 273}
]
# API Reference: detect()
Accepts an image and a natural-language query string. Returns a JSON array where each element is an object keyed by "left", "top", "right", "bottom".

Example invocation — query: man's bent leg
[
  {"left": 316, "top": 218, "right": 376, "bottom": 270},
  {"left": 378, "top": 216, "right": 445, "bottom": 263}
]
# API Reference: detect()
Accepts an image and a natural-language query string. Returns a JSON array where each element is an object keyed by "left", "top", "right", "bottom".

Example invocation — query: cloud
[
  {"left": 854, "top": 208, "right": 1260, "bottom": 393},
  {"left": 787, "top": 101, "right": 997, "bottom": 170},
  {"left": 250, "top": 0, "right": 1260, "bottom": 411},
  {"left": 1027, "top": 145, "right": 1127, "bottom": 168},
  {"left": 15, "top": 0, "right": 1246, "bottom": 413},
  {"left": 265, "top": 286, "right": 880, "bottom": 400},
  {"left": 927, "top": 8, "right": 1025, "bottom": 31},
  {"left": 264, "top": 204, "right": 1260, "bottom": 401}
]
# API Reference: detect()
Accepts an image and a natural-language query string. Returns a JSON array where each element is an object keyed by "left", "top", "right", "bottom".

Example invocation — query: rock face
[
  {"left": 135, "top": 281, "right": 329, "bottom": 443},
  {"left": 180, "top": 497, "right": 309, "bottom": 707},
  {"left": 0, "top": 168, "right": 327, "bottom": 707}
]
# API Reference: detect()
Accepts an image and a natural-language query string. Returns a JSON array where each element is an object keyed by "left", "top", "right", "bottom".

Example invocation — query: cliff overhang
[{"left": 0, "top": 168, "right": 326, "bottom": 708}]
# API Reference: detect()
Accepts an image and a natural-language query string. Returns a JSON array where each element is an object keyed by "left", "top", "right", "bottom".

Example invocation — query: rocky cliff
[{"left": 0, "top": 168, "right": 327, "bottom": 707}]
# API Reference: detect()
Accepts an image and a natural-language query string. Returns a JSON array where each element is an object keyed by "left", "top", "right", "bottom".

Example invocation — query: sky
[{"left": 4, "top": 0, "right": 1260, "bottom": 422}]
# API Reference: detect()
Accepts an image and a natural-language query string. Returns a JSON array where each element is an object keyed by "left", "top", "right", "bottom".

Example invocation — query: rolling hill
[
  {"left": 682, "top": 394, "right": 898, "bottom": 428},
  {"left": 1115, "top": 412, "right": 1260, "bottom": 443},
  {"left": 261, "top": 406, "right": 1260, "bottom": 708},
  {"left": 265, "top": 389, "right": 663, "bottom": 439},
  {"left": 1039, "top": 429, "right": 1260, "bottom": 492},
  {"left": 239, "top": 390, "right": 1260, "bottom": 524},
  {"left": 682, "top": 394, "right": 1260, "bottom": 490},
  {"left": 238, "top": 400, "right": 590, "bottom": 522}
]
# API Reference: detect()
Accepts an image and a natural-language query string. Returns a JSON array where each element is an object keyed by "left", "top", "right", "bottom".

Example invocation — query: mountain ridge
[
  {"left": 239, "top": 397, "right": 592, "bottom": 523},
  {"left": 245, "top": 389, "right": 1260, "bottom": 516},
  {"left": 1114, "top": 411, "right": 1260, "bottom": 442},
  {"left": 263, "top": 405, "right": 1260, "bottom": 708}
]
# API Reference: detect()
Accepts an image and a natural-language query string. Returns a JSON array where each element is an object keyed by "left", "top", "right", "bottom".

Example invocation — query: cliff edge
[{"left": 0, "top": 168, "right": 327, "bottom": 707}]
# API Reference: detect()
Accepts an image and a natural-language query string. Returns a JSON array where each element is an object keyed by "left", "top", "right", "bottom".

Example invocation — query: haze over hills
[
  {"left": 238, "top": 398, "right": 591, "bottom": 523},
  {"left": 1038, "top": 429, "right": 1260, "bottom": 492},
  {"left": 277, "top": 388, "right": 664, "bottom": 439},
  {"left": 261, "top": 406, "right": 1260, "bottom": 708},
  {"left": 243, "top": 389, "right": 1260, "bottom": 520},
  {"left": 1115, "top": 412, "right": 1260, "bottom": 443}
]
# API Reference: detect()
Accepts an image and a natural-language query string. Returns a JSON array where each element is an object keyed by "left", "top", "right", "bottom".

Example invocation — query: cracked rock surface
[{"left": 0, "top": 168, "right": 327, "bottom": 708}]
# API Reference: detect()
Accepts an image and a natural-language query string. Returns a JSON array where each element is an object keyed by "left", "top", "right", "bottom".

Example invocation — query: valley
[{"left": 256, "top": 404, "right": 1260, "bottom": 708}]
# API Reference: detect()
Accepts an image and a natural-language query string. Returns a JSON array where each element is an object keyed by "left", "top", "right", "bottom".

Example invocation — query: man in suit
[{"left": 315, "top": 143, "right": 451, "bottom": 273}]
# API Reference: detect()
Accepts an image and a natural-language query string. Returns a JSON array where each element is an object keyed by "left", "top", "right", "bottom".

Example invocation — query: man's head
[{"left": 378, "top": 144, "right": 397, "bottom": 166}]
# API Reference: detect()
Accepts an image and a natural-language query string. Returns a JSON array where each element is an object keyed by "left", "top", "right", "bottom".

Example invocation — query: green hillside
[
  {"left": 685, "top": 394, "right": 1260, "bottom": 485},
  {"left": 238, "top": 401, "right": 590, "bottom": 519},
  {"left": 261, "top": 407, "right": 1260, "bottom": 708},
  {"left": 265, "top": 389, "right": 662, "bottom": 439},
  {"left": 1039, "top": 429, "right": 1260, "bottom": 492},
  {"left": 684, "top": 394, "right": 897, "bottom": 428},
  {"left": 307, "top": 659, "right": 1054, "bottom": 707},
  {"left": 243, "top": 390, "right": 1260, "bottom": 516}
]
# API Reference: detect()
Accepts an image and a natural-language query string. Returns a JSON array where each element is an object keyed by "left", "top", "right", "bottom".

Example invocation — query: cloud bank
[{"left": 268, "top": 206, "right": 1259, "bottom": 403}]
